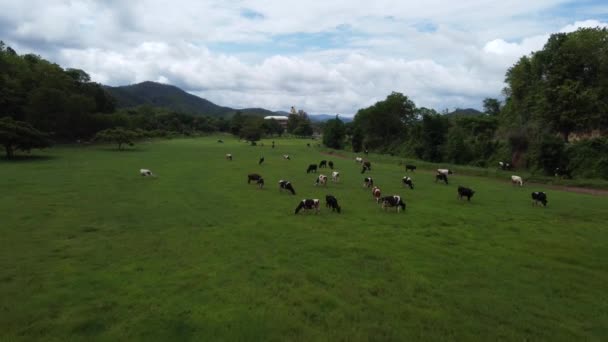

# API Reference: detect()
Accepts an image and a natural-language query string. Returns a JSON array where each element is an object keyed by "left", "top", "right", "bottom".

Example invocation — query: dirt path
[{"left": 319, "top": 151, "right": 352, "bottom": 160}]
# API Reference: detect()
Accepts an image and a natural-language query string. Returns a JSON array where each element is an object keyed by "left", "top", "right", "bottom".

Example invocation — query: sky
[{"left": 1, "top": 1, "right": 607, "bottom": 116}]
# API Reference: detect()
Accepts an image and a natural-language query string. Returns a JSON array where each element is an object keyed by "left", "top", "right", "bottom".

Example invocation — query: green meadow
[{"left": 1, "top": 137, "right": 607, "bottom": 341}]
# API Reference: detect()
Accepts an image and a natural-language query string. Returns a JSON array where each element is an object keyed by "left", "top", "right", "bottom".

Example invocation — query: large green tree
[
  {"left": 94, "top": 128, "right": 140, "bottom": 150},
  {"left": 0, "top": 117, "right": 51, "bottom": 159},
  {"left": 322, "top": 116, "right": 346, "bottom": 149}
]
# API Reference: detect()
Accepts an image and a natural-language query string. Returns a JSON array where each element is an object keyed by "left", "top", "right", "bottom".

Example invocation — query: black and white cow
[
  {"left": 457, "top": 186, "right": 475, "bottom": 201},
  {"left": 437, "top": 168, "right": 453, "bottom": 175},
  {"left": 355, "top": 157, "right": 363, "bottom": 163},
  {"left": 402, "top": 176, "right": 414, "bottom": 189},
  {"left": 259, "top": 156, "right": 265, "bottom": 165},
  {"left": 307, "top": 164, "right": 318, "bottom": 173},
  {"left": 532, "top": 191, "right": 548, "bottom": 207},
  {"left": 325, "top": 195, "right": 341, "bottom": 213},
  {"left": 140, "top": 168, "right": 155, "bottom": 177},
  {"left": 405, "top": 164, "right": 416, "bottom": 172},
  {"left": 380, "top": 195, "right": 406, "bottom": 212},
  {"left": 363, "top": 161, "right": 371, "bottom": 171},
  {"left": 328, "top": 161, "right": 334, "bottom": 169},
  {"left": 283, "top": 154, "right": 291, "bottom": 160},
  {"left": 319, "top": 160, "right": 327, "bottom": 168},
  {"left": 225, "top": 153, "right": 232, "bottom": 161},
  {"left": 315, "top": 174, "right": 328, "bottom": 186},
  {"left": 363, "top": 177, "right": 374, "bottom": 188},
  {"left": 331, "top": 171, "right": 340, "bottom": 182},
  {"left": 247, "top": 173, "right": 264, "bottom": 188},
  {"left": 295, "top": 199, "right": 320, "bottom": 214},
  {"left": 279, "top": 180, "right": 296, "bottom": 195},
  {"left": 555, "top": 167, "right": 572, "bottom": 179},
  {"left": 435, "top": 173, "right": 449, "bottom": 184}
]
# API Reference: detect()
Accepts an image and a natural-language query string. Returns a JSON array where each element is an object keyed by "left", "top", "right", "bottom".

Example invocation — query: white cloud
[{"left": 1, "top": 1, "right": 606, "bottom": 114}]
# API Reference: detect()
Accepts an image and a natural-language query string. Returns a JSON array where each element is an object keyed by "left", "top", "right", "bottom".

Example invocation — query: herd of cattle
[{"left": 209, "top": 154, "right": 550, "bottom": 214}]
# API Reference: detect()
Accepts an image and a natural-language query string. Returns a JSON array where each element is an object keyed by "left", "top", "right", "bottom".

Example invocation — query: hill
[
  {"left": 104, "top": 81, "right": 276, "bottom": 117},
  {"left": 309, "top": 114, "right": 354, "bottom": 123},
  {"left": 445, "top": 108, "right": 484, "bottom": 118}
]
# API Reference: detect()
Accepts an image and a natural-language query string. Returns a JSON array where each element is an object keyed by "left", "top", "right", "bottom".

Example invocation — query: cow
[
  {"left": 140, "top": 169, "right": 155, "bottom": 177},
  {"left": 380, "top": 195, "right": 406, "bottom": 212},
  {"left": 363, "top": 177, "right": 374, "bottom": 188},
  {"left": 531, "top": 191, "right": 548, "bottom": 207},
  {"left": 405, "top": 164, "right": 416, "bottom": 172},
  {"left": 217, "top": 139, "right": 224, "bottom": 143},
  {"left": 307, "top": 143, "right": 311, "bottom": 147},
  {"left": 328, "top": 161, "right": 334, "bottom": 169},
  {"left": 315, "top": 174, "right": 328, "bottom": 186},
  {"left": 372, "top": 186, "right": 382, "bottom": 203},
  {"left": 225, "top": 153, "right": 232, "bottom": 161},
  {"left": 498, "top": 161, "right": 512, "bottom": 170},
  {"left": 255, "top": 178, "right": 264, "bottom": 188},
  {"left": 325, "top": 195, "right": 341, "bottom": 213},
  {"left": 402, "top": 176, "right": 414, "bottom": 189},
  {"left": 319, "top": 160, "right": 327, "bottom": 168},
  {"left": 278, "top": 180, "right": 296, "bottom": 195},
  {"left": 435, "top": 173, "right": 448, "bottom": 185},
  {"left": 295, "top": 199, "right": 320, "bottom": 214},
  {"left": 248, "top": 173, "right": 263, "bottom": 185},
  {"left": 363, "top": 161, "right": 371, "bottom": 170},
  {"left": 355, "top": 157, "right": 363, "bottom": 163},
  {"left": 457, "top": 186, "right": 475, "bottom": 201},
  {"left": 283, "top": 154, "right": 291, "bottom": 160},
  {"left": 306, "top": 164, "right": 318, "bottom": 173},
  {"left": 437, "top": 168, "right": 453, "bottom": 175},
  {"left": 331, "top": 171, "right": 340, "bottom": 182},
  {"left": 364, "top": 149, "right": 369, "bottom": 155},
  {"left": 555, "top": 167, "right": 572, "bottom": 179},
  {"left": 259, "top": 156, "right": 265, "bottom": 165},
  {"left": 511, "top": 175, "right": 523, "bottom": 186}
]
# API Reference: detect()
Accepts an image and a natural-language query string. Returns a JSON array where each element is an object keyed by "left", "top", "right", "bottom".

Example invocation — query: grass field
[{"left": 1, "top": 136, "right": 607, "bottom": 341}]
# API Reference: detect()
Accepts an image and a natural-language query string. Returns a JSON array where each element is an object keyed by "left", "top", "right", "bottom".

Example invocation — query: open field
[{"left": 1, "top": 136, "right": 607, "bottom": 341}]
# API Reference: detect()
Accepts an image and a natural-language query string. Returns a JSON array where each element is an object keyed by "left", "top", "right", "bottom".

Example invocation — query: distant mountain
[
  {"left": 445, "top": 108, "right": 485, "bottom": 118},
  {"left": 104, "top": 81, "right": 276, "bottom": 117},
  {"left": 309, "top": 114, "right": 354, "bottom": 123}
]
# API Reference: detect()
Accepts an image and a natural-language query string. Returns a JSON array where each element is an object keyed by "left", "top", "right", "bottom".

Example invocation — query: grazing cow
[
  {"left": 511, "top": 175, "right": 523, "bottom": 186},
  {"left": 380, "top": 195, "right": 406, "bottom": 212},
  {"left": 355, "top": 157, "right": 363, "bottom": 163},
  {"left": 328, "top": 161, "right": 334, "bottom": 169},
  {"left": 315, "top": 174, "right": 328, "bottom": 186},
  {"left": 499, "top": 161, "right": 512, "bottom": 170},
  {"left": 259, "top": 156, "right": 265, "bottom": 165},
  {"left": 555, "top": 167, "right": 572, "bottom": 179},
  {"left": 363, "top": 161, "right": 371, "bottom": 170},
  {"left": 283, "top": 154, "right": 291, "bottom": 160},
  {"left": 217, "top": 139, "right": 223, "bottom": 143},
  {"left": 295, "top": 199, "right": 320, "bottom": 214},
  {"left": 319, "top": 160, "right": 327, "bottom": 168},
  {"left": 248, "top": 173, "right": 263, "bottom": 184},
  {"left": 307, "top": 143, "right": 311, "bottom": 147},
  {"left": 140, "top": 169, "right": 155, "bottom": 177},
  {"left": 457, "top": 186, "right": 475, "bottom": 201},
  {"left": 372, "top": 186, "right": 382, "bottom": 203},
  {"left": 435, "top": 173, "right": 448, "bottom": 184},
  {"left": 363, "top": 177, "right": 374, "bottom": 188},
  {"left": 437, "top": 168, "right": 453, "bottom": 175},
  {"left": 402, "top": 176, "right": 414, "bottom": 189},
  {"left": 331, "top": 171, "right": 340, "bottom": 182},
  {"left": 279, "top": 180, "right": 296, "bottom": 195},
  {"left": 306, "top": 164, "right": 318, "bottom": 173},
  {"left": 225, "top": 153, "right": 232, "bottom": 161},
  {"left": 325, "top": 195, "right": 341, "bottom": 213},
  {"left": 531, "top": 191, "right": 548, "bottom": 207},
  {"left": 405, "top": 164, "right": 416, "bottom": 172}
]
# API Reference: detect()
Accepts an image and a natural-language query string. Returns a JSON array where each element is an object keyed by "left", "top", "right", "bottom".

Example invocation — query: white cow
[
  {"left": 283, "top": 154, "right": 291, "bottom": 160},
  {"left": 331, "top": 171, "right": 340, "bottom": 182},
  {"left": 355, "top": 157, "right": 363, "bottom": 163},
  {"left": 511, "top": 175, "right": 523, "bottom": 186},
  {"left": 140, "top": 169, "right": 155, "bottom": 177},
  {"left": 225, "top": 153, "right": 232, "bottom": 160},
  {"left": 437, "top": 168, "right": 453, "bottom": 175}
]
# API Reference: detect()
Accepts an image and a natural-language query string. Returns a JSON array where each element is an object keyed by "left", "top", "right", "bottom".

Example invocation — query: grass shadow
[
  {"left": 0, "top": 155, "right": 58, "bottom": 163},
  {"left": 96, "top": 147, "right": 146, "bottom": 152}
]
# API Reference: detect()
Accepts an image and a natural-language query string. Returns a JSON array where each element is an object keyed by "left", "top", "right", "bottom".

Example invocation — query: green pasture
[{"left": 1, "top": 137, "right": 607, "bottom": 341}]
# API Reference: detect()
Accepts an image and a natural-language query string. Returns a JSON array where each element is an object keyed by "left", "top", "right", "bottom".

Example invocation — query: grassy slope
[{"left": 1, "top": 137, "right": 607, "bottom": 341}]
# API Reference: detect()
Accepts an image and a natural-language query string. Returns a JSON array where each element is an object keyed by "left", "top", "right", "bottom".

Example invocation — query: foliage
[
  {"left": 322, "top": 116, "right": 346, "bottom": 149},
  {"left": 565, "top": 137, "right": 608, "bottom": 179},
  {"left": 0, "top": 116, "right": 51, "bottom": 158},
  {"left": 94, "top": 128, "right": 140, "bottom": 150},
  {"left": 483, "top": 98, "right": 501, "bottom": 116}
]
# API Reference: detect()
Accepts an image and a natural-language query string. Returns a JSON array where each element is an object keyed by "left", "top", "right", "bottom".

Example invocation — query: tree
[
  {"left": 0, "top": 117, "right": 51, "bottom": 159},
  {"left": 94, "top": 128, "right": 139, "bottom": 150},
  {"left": 262, "top": 118, "right": 284, "bottom": 137},
  {"left": 322, "top": 116, "right": 346, "bottom": 149},
  {"left": 483, "top": 98, "right": 501, "bottom": 116},
  {"left": 293, "top": 121, "right": 313, "bottom": 137}
]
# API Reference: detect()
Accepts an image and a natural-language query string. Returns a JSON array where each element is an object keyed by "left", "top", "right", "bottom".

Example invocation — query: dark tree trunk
[
  {"left": 118, "top": 142, "right": 123, "bottom": 150},
  {"left": 5, "top": 144, "right": 14, "bottom": 159}
]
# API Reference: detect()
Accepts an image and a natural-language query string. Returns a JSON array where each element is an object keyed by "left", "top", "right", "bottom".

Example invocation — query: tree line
[{"left": 322, "top": 27, "right": 608, "bottom": 179}]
